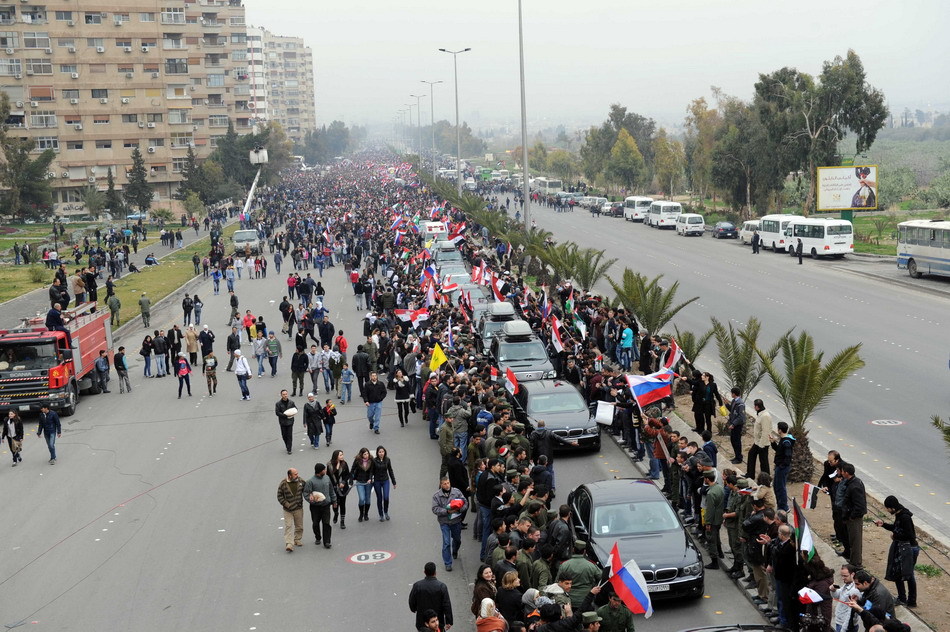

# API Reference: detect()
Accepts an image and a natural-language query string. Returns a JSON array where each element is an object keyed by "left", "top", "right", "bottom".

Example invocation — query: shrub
[{"left": 28, "top": 265, "right": 47, "bottom": 283}]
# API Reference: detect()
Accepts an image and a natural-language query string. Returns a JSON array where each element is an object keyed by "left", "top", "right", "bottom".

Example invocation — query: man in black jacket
[
  {"left": 274, "top": 389, "right": 297, "bottom": 454},
  {"left": 841, "top": 462, "right": 867, "bottom": 566},
  {"left": 352, "top": 345, "right": 371, "bottom": 398},
  {"left": 408, "top": 562, "right": 453, "bottom": 631},
  {"left": 225, "top": 326, "right": 241, "bottom": 372},
  {"left": 363, "top": 371, "right": 387, "bottom": 434},
  {"left": 290, "top": 347, "right": 309, "bottom": 396}
]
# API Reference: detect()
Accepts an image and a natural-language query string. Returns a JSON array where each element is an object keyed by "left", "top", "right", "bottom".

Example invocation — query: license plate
[{"left": 647, "top": 584, "right": 670, "bottom": 592}]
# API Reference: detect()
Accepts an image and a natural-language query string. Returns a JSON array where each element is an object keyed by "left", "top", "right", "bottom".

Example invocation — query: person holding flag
[
  {"left": 594, "top": 586, "right": 636, "bottom": 632},
  {"left": 605, "top": 542, "right": 653, "bottom": 620}
]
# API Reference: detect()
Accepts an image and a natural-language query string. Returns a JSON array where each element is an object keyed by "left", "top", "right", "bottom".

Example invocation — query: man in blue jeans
[
  {"left": 770, "top": 421, "right": 795, "bottom": 511},
  {"left": 363, "top": 371, "right": 387, "bottom": 434},
  {"left": 431, "top": 477, "right": 467, "bottom": 571},
  {"left": 37, "top": 404, "right": 61, "bottom": 464},
  {"left": 475, "top": 459, "right": 505, "bottom": 560}
]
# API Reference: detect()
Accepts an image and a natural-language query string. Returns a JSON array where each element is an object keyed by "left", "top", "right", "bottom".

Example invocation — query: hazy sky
[{"left": 246, "top": 0, "right": 949, "bottom": 132}]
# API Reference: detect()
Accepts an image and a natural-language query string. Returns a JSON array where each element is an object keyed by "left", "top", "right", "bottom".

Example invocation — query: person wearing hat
[
  {"left": 556, "top": 540, "right": 602, "bottom": 610},
  {"left": 702, "top": 469, "right": 725, "bottom": 569},
  {"left": 595, "top": 586, "right": 635, "bottom": 632},
  {"left": 875, "top": 495, "right": 919, "bottom": 607},
  {"left": 232, "top": 348, "right": 251, "bottom": 399},
  {"left": 198, "top": 324, "right": 216, "bottom": 372},
  {"left": 303, "top": 462, "right": 336, "bottom": 548},
  {"left": 138, "top": 291, "right": 151, "bottom": 327},
  {"left": 581, "top": 610, "right": 603, "bottom": 632}
]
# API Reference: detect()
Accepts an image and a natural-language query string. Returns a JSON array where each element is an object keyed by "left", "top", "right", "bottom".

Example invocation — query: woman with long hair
[
  {"left": 390, "top": 369, "right": 411, "bottom": 427},
  {"left": 372, "top": 445, "right": 396, "bottom": 521},
  {"left": 327, "top": 449, "right": 352, "bottom": 530},
  {"left": 2, "top": 410, "right": 24, "bottom": 466},
  {"left": 140, "top": 334, "right": 154, "bottom": 378},
  {"left": 175, "top": 352, "right": 192, "bottom": 398},
  {"left": 351, "top": 447, "right": 374, "bottom": 523},
  {"left": 471, "top": 565, "right": 497, "bottom": 617},
  {"left": 699, "top": 372, "right": 723, "bottom": 436},
  {"left": 754, "top": 471, "right": 777, "bottom": 510}
]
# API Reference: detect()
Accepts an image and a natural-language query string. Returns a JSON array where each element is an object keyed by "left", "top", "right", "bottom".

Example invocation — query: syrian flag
[
  {"left": 797, "top": 587, "right": 823, "bottom": 604},
  {"left": 411, "top": 308, "right": 430, "bottom": 327},
  {"left": 471, "top": 260, "right": 487, "bottom": 285},
  {"left": 490, "top": 275, "right": 506, "bottom": 301},
  {"left": 448, "top": 231, "right": 465, "bottom": 246},
  {"left": 490, "top": 366, "right": 498, "bottom": 382},
  {"left": 663, "top": 338, "right": 684, "bottom": 370},
  {"left": 550, "top": 315, "right": 565, "bottom": 353},
  {"left": 441, "top": 275, "right": 460, "bottom": 294},
  {"left": 504, "top": 367, "right": 519, "bottom": 395},
  {"left": 625, "top": 369, "right": 677, "bottom": 409},
  {"left": 791, "top": 499, "right": 816, "bottom": 561},
  {"left": 393, "top": 309, "right": 412, "bottom": 323},
  {"left": 322, "top": 229, "right": 331, "bottom": 244},
  {"left": 802, "top": 483, "right": 820, "bottom": 510}
]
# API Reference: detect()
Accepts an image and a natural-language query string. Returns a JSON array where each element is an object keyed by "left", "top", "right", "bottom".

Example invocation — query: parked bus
[
  {"left": 534, "top": 177, "right": 563, "bottom": 195},
  {"left": 647, "top": 201, "right": 682, "bottom": 229},
  {"left": 739, "top": 219, "right": 760, "bottom": 245},
  {"left": 897, "top": 219, "right": 950, "bottom": 278},
  {"left": 623, "top": 196, "right": 653, "bottom": 222},
  {"left": 758, "top": 214, "right": 804, "bottom": 251},
  {"left": 781, "top": 218, "right": 854, "bottom": 258}
]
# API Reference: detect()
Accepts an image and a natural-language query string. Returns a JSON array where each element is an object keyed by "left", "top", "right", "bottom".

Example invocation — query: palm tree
[
  {"left": 671, "top": 324, "right": 714, "bottom": 368},
  {"left": 932, "top": 415, "right": 950, "bottom": 453},
  {"left": 608, "top": 269, "right": 699, "bottom": 336},
  {"left": 541, "top": 241, "right": 579, "bottom": 285},
  {"left": 757, "top": 331, "right": 864, "bottom": 482},
  {"left": 711, "top": 317, "right": 784, "bottom": 397},
  {"left": 80, "top": 186, "right": 107, "bottom": 220},
  {"left": 572, "top": 248, "right": 617, "bottom": 293}
]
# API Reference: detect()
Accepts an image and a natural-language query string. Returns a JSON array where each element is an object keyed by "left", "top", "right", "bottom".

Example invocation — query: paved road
[
  {"left": 0, "top": 234, "right": 761, "bottom": 631},
  {"left": 525, "top": 201, "right": 950, "bottom": 538}
]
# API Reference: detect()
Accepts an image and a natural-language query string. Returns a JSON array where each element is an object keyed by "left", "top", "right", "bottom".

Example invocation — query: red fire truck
[{"left": 0, "top": 302, "right": 113, "bottom": 417}]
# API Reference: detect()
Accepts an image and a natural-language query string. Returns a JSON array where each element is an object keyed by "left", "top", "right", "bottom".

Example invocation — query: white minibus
[
  {"left": 782, "top": 218, "right": 853, "bottom": 258},
  {"left": 647, "top": 201, "right": 682, "bottom": 229},
  {"left": 675, "top": 213, "right": 705, "bottom": 236},
  {"left": 758, "top": 214, "right": 804, "bottom": 251},
  {"left": 623, "top": 196, "right": 653, "bottom": 222},
  {"left": 739, "top": 220, "right": 760, "bottom": 245}
]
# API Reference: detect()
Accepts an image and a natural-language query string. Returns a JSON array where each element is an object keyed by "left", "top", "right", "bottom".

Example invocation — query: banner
[{"left": 817, "top": 165, "right": 878, "bottom": 211}]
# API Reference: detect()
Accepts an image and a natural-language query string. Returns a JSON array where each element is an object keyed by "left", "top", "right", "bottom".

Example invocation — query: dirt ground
[{"left": 673, "top": 392, "right": 950, "bottom": 631}]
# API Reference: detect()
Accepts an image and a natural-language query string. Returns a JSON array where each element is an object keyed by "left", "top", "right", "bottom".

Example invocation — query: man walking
[
  {"left": 303, "top": 462, "right": 337, "bottom": 548},
  {"left": 225, "top": 326, "right": 241, "bottom": 372},
  {"left": 277, "top": 468, "right": 304, "bottom": 552},
  {"left": 745, "top": 399, "right": 772, "bottom": 479},
  {"left": 114, "top": 346, "right": 132, "bottom": 394},
  {"left": 795, "top": 238, "right": 803, "bottom": 264},
  {"left": 275, "top": 389, "right": 297, "bottom": 453},
  {"left": 769, "top": 421, "right": 794, "bottom": 511},
  {"left": 431, "top": 477, "right": 467, "bottom": 571},
  {"left": 94, "top": 349, "right": 111, "bottom": 393},
  {"left": 139, "top": 292, "right": 151, "bottom": 327},
  {"left": 198, "top": 325, "right": 215, "bottom": 371},
  {"left": 363, "top": 371, "right": 387, "bottom": 434},
  {"left": 408, "top": 562, "right": 453, "bottom": 631},
  {"left": 233, "top": 349, "right": 252, "bottom": 400},
  {"left": 36, "top": 404, "right": 61, "bottom": 464},
  {"left": 107, "top": 293, "right": 121, "bottom": 327}
]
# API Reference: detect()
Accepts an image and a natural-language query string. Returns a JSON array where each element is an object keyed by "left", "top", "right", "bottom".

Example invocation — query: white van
[
  {"left": 588, "top": 196, "right": 608, "bottom": 211},
  {"left": 647, "top": 201, "right": 682, "bottom": 229},
  {"left": 623, "top": 196, "right": 653, "bottom": 222},
  {"left": 739, "top": 220, "right": 760, "bottom": 245},
  {"left": 422, "top": 221, "right": 448, "bottom": 240},
  {"left": 675, "top": 213, "right": 705, "bottom": 236},
  {"left": 782, "top": 218, "right": 854, "bottom": 258},
  {"left": 758, "top": 214, "right": 805, "bottom": 252}
]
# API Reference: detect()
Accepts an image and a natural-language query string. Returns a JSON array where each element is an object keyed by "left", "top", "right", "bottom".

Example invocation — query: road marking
[{"left": 348, "top": 550, "right": 395, "bottom": 564}]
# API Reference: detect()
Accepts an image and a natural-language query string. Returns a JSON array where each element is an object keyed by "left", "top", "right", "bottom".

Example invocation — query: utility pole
[{"left": 421, "top": 80, "right": 443, "bottom": 180}]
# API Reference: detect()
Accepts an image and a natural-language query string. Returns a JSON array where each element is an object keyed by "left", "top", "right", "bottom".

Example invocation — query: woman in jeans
[
  {"left": 327, "top": 449, "right": 351, "bottom": 529},
  {"left": 351, "top": 447, "right": 374, "bottom": 523},
  {"left": 390, "top": 369, "right": 412, "bottom": 427},
  {"left": 140, "top": 334, "right": 154, "bottom": 377},
  {"left": 372, "top": 445, "right": 397, "bottom": 521}
]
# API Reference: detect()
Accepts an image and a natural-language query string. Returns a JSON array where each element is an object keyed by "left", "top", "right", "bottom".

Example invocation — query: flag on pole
[
  {"left": 490, "top": 366, "right": 498, "bottom": 382},
  {"left": 393, "top": 230, "right": 405, "bottom": 246},
  {"left": 390, "top": 216, "right": 405, "bottom": 231},
  {"left": 607, "top": 542, "right": 654, "bottom": 618},
  {"left": 797, "top": 587, "right": 823, "bottom": 604},
  {"left": 447, "top": 317, "right": 455, "bottom": 349},
  {"left": 663, "top": 338, "right": 684, "bottom": 370},
  {"left": 575, "top": 317, "right": 588, "bottom": 340},
  {"left": 550, "top": 316, "right": 565, "bottom": 353},
  {"left": 802, "top": 483, "right": 820, "bottom": 510},
  {"left": 504, "top": 367, "right": 519, "bottom": 395},
  {"left": 491, "top": 275, "right": 506, "bottom": 301},
  {"left": 791, "top": 499, "right": 816, "bottom": 561},
  {"left": 624, "top": 369, "right": 677, "bottom": 409},
  {"left": 429, "top": 343, "right": 448, "bottom": 372}
]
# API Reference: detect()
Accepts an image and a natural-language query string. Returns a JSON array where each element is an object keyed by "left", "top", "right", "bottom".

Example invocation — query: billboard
[{"left": 817, "top": 165, "right": 878, "bottom": 211}]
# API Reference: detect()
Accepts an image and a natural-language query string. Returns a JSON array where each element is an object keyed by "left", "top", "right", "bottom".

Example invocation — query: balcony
[{"left": 201, "top": 39, "right": 225, "bottom": 47}]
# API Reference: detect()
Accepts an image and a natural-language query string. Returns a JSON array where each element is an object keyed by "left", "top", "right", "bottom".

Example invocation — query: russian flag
[
  {"left": 624, "top": 369, "right": 676, "bottom": 409},
  {"left": 393, "top": 230, "right": 405, "bottom": 246},
  {"left": 608, "top": 542, "right": 653, "bottom": 618},
  {"left": 447, "top": 317, "right": 455, "bottom": 349},
  {"left": 390, "top": 216, "right": 405, "bottom": 231}
]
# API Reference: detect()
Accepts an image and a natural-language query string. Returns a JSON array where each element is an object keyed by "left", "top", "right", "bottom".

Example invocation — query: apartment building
[
  {"left": 0, "top": 0, "right": 252, "bottom": 217},
  {"left": 247, "top": 25, "right": 314, "bottom": 145}
]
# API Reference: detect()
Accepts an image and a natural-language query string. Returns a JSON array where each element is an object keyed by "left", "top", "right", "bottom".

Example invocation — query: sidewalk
[{"left": 0, "top": 212, "right": 237, "bottom": 327}]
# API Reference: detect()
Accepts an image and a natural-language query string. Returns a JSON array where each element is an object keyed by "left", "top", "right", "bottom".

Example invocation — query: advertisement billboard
[{"left": 817, "top": 165, "right": 878, "bottom": 211}]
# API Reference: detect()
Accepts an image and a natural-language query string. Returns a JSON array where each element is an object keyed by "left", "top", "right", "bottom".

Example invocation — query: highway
[
  {"left": 0, "top": 242, "right": 759, "bottom": 631},
  {"left": 526, "top": 201, "right": 950, "bottom": 538}
]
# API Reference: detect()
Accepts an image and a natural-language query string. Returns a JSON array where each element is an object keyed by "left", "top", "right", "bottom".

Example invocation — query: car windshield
[
  {"left": 498, "top": 340, "right": 548, "bottom": 363},
  {"left": 438, "top": 250, "right": 462, "bottom": 261},
  {"left": 592, "top": 500, "right": 681, "bottom": 536},
  {"left": 482, "top": 320, "right": 508, "bottom": 339},
  {"left": 527, "top": 390, "right": 586, "bottom": 414},
  {"left": 0, "top": 342, "right": 59, "bottom": 371},
  {"left": 719, "top": 223, "right": 735, "bottom": 230}
]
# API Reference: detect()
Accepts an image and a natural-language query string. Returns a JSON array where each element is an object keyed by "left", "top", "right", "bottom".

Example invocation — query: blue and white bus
[{"left": 897, "top": 219, "right": 950, "bottom": 278}]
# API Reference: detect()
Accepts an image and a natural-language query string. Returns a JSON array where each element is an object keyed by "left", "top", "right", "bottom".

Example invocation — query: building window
[
  {"left": 23, "top": 32, "right": 51, "bottom": 49},
  {"left": 61, "top": 89, "right": 79, "bottom": 99},
  {"left": 87, "top": 38, "right": 104, "bottom": 48},
  {"left": 122, "top": 114, "right": 139, "bottom": 123},
  {"left": 209, "top": 114, "right": 228, "bottom": 127},
  {"left": 209, "top": 135, "right": 224, "bottom": 148},
  {"left": 168, "top": 109, "right": 190, "bottom": 124},
  {"left": 95, "top": 140, "right": 112, "bottom": 149},
  {"left": 170, "top": 132, "right": 193, "bottom": 148},
  {"left": 120, "top": 89, "right": 135, "bottom": 98},
  {"left": 64, "top": 114, "right": 80, "bottom": 124},
  {"left": 165, "top": 58, "right": 188, "bottom": 74},
  {"left": 163, "top": 35, "right": 183, "bottom": 49},
  {"left": 123, "top": 140, "right": 139, "bottom": 148},
  {"left": 140, "top": 13, "right": 155, "bottom": 22},
  {"left": 207, "top": 74, "right": 225, "bottom": 87},
  {"left": 66, "top": 140, "right": 83, "bottom": 150},
  {"left": 115, "top": 13, "right": 130, "bottom": 23},
  {"left": 55, "top": 11, "right": 73, "bottom": 22},
  {"left": 172, "top": 157, "right": 188, "bottom": 172},
  {"left": 152, "top": 164, "right": 167, "bottom": 173},
  {"left": 93, "top": 115, "right": 110, "bottom": 124},
  {"left": 141, "top": 40, "right": 157, "bottom": 48},
  {"left": 36, "top": 137, "right": 59, "bottom": 151},
  {"left": 89, "top": 64, "right": 106, "bottom": 73},
  {"left": 56, "top": 38, "right": 74, "bottom": 48},
  {"left": 25, "top": 59, "right": 52, "bottom": 74},
  {"left": 149, "top": 138, "right": 165, "bottom": 147},
  {"left": 30, "top": 111, "right": 57, "bottom": 127},
  {"left": 230, "top": 33, "right": 247, "bottom": 44},
  {"left": 0, "top": 59, "right": 21, "bottom": 76},
  {"left": 161, "top": 8, "right": 185, "bottom": 24},
  {"left": 146, "top": 113, "right": 163, "bottom": 123},
  {"left": 91, "top": 88, "right": 108, "bottom": 98},
  {"left": 118, "top": 64, "right": 134, "bottom": 73},
  {"left": 191, "top": 118, "right": 204, "bottom": 127},
  {"left": 166, "top": 85, "right": 187, "bottom": 99},
  {"left": 84, "top": 13, "right": 103, "bottom": 25},
  {"left": 59, "top": 64, "right": 77, "bottom": 74},
  {"left": 116, "top": 39, "right": 132, "bottom": 48}
]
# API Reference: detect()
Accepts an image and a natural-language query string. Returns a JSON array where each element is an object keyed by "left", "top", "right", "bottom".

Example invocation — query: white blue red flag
[
  {"left": 624, "top": 369, "right": 677, "bottom": 409},
  {"left": 607, "top": 542, "right": 653, "bottom": 618}
]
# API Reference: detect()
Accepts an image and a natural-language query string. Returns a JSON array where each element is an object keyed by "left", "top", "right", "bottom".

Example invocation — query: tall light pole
[
  {"left": 404, "top": 104, "right": 416, "bottom": 153},
  {"left": 439, "top": 47, "right": 471, "bottom": 198},
  {"left": 517, "top": 0, "right": 531, "bottom": 227},
  {"left": 410, "top": 94, "right": 425, "bottom": 156},
  {"left": 421, "top": 80, "right": 443, "bottom": 180}
]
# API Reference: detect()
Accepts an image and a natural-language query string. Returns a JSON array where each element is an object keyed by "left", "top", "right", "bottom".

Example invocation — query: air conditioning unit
[
  {"left": 47, "top": 172, "right": 55, "bottom": 179},
  {"left": 147, "top": 122, "right": 155, "bottom": 128},
  {"left": 44, "top": 48, "right": 52, "bottom": 54},
  {"left": 4, "top": 48, "right": 12, "bottom": 55},
  {"left": 71, "top": 72, "right": 79, "bottom": 79},
  {"left": 151, "top": 72, "right": 158, "bottom": 78},
  {"left": 88, "top": 176, "right": 96, "bottom": 183},
  {"left": 96, "top": 46, "right": 105, "bottom": 53},
  {"left": 147, "top": 147, "right": 155, "bottom": 153},
  {"left": 74, "top": 123, "right": 82, "bottom": 130},
  {"left": 14, "top": 100, "right": 23, "bottom": 107},
  {"left": 141, "top": 46, "right": 149, "bottom": 53},
  {"left": 29, "top": 101, "right": 38, "bottom": 107},
  {"left": 70, "top": 98, "right": 78, "bottom": 104},
  {"left": 68, "top": 47, "right": 76, "bottom": 53},
  {"left": 62, "top": 172, "right": 69, "bottom": 178},
  {"left": 125, "top": 72, "right": 133, "bottom": 78},
  {"left": 138, "top": 121, "right": 145, "bottom": 128},
  {"left": 203, "top": 99, "right": 208, "bottom": 105},
  {"left": 124, "top": 47, "right": 132, "bottom": 53},
  {"left": 99, "top": 97, "right": 108, "bottom": 104},
  {"left": 114, "top": 19, "right": 123, "bottom": 26},
  {"left": 90, "top": 166, "right": 96, "bottom": 173},
  {"left": 189, "top": 85, "right": 196, "bottom": 91},
  {"left": 25, "top": 69, "right": 33, "bottom": 75},
  {"left": 14, "top": 74, "right": 21, "bottom": 79},
  {"left": 121, "top": 98, "right": 129, "bottom": 104},
  {"left": 67, "top": 20, "right": 75, "bottom": 26}
]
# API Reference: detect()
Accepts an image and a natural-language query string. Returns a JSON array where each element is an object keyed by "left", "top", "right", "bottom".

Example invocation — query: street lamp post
[
  {"left": 404, "top": 105, "right": 415, "bottom": 153},
  {"left": 439, "top": 47, "right": 471, "bottom": 198},
  {"left": 421, "top": 80, "right": 443, "bottom": 180},
  {"left": 517, "top": 0, "right": 531, "bottom": 227},
  {"left": 410, "top": 94, "right": 425, "bottom": 156}
]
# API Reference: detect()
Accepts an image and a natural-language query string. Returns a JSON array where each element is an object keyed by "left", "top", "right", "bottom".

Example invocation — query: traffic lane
[
  {"left": 530, "top": 205, "right": 950, "bottom": 524},
  {"left": 553, "top": 439, "right": 764, "bottom": 630}
]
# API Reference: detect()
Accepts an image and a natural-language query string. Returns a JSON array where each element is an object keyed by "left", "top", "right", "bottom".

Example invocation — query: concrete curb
[{"left": 609, "top": 410, "right": 934, "bottom": 631}]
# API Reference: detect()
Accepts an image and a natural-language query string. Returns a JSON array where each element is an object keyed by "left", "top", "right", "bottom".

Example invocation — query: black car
[
  {"left": 712, "top": 222, "right": 738, "bottom": 239},
  {"left": 510, "top": 380, "right": 599, "bottom": 451},
  {"left": 606, "top": 202, "right": 624, "bottom": 217},
  {"left": 568, "top": 479, "right": 704, "bottom": 600}
]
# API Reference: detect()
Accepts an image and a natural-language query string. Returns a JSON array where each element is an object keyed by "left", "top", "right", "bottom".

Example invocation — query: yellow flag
[{"left": 429, "top": 343, "right": 448, "bottom": 372}]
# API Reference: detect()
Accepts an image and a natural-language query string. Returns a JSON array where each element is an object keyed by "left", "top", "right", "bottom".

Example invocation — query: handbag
[
  {"left": 718, "top": 405, "right": 728, "bottom": 418},
  {"left": 11, "top": 439, "right": 21, "bottom": 454}
]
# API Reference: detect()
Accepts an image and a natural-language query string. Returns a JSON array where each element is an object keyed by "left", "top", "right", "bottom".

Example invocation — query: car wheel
[
  {"left": 908, "top": 259, "right": 921, "bottom": 278},
  {"left": 811, "top": 248, "right": 818, "bottom": 259}
]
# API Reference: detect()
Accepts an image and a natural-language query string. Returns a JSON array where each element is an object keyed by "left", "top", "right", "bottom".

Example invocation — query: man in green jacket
[
  {"left": 595, "top": 587, "right": 636, "bottom": 632},
  {"left": 556, "top": 540, "right": 603, "bottom": 610},
  {"left": 703, "top": 470, "right": 725, "bottom": 569},
  {"left": 138, "top": 292, "right": 151, "bottom": 327},
  {"left": 107, "top": 294, "right": 121, "bottom": 326},
  {"left": 277, "top": 468, "right": 304, "bottom": 552},
  {"left": 723, "top": 475, "right": 753, "bottom": 575}
]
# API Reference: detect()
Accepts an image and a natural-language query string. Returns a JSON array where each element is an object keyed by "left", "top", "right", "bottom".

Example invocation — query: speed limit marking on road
[
  {"left": 348, "top": 550, "right": 395, "bottom": 565},
  {"left": 869, "top": 419, "right": 905, "bottom": 426}
]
